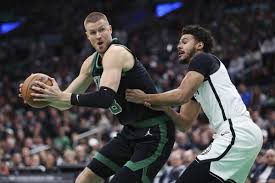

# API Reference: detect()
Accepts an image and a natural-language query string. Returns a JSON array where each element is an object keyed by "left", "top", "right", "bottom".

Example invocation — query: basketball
[{"left": 21, "top": 73, "right": 53, "bottom": 108}]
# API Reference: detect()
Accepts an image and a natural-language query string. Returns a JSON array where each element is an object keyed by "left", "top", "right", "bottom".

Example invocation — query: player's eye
[
  {"left": 99, "top": 28, "right": 106, "bottom": 33},
  {"left": 89, "top": 31, "right": 96, "bottom": 35}
]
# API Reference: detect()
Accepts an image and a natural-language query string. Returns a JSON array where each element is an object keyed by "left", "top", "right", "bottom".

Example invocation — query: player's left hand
[
  {"left": 126, "top": 89, "right": 146, "bottom": 104},
  {"left": 144, "top": 102, "right": 167, "bottom": 111},
  {"left": 30, "top": 78, "right": 64, "bottom": 103},
  {"left": 18, "top": 83, "right": 27, "bottom": 103}
]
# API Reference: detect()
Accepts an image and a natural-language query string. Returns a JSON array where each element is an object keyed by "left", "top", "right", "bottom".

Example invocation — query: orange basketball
[{"left": 21, "top": 73, "right": 53, "bottom": 108}]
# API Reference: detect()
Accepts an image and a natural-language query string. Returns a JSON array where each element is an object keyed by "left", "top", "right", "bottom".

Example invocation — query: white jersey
[
  {"left": 189, "top": 53, "right": 263, "bottom": 183},
  {"left": 193, "top": 59, "right": 250, "bottom": 131}
]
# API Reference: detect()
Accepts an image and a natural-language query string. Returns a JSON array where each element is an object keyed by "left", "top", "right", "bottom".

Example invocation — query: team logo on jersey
[
  {"left": 221, "top": 131, "right": 230, "bottom": 136},
  {"left": 145, "top": 128, "right": 153, "bottom": 137},
  {"left": 194, "top": 90, "right": 199, "bottom": 98},
  {"left": 201, "top": 144, "right": 212, "bottom": 155}
]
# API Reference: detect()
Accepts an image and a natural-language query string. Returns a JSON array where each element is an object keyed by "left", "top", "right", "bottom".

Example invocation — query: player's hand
[
  {"left": 30, "top": 77, "right": 64, "bottom": 103},
  {"left": 126, "top": 89, "right": 146, "bottom": 104},
  {"left": 144, "top": 102, "right": 167, "bottom": 111},
  {"left": 18, "top": 83, "right": 23, "bottom": 98},
  {"left": 18, "top": 83, "right": 26, "bottom": 103}
]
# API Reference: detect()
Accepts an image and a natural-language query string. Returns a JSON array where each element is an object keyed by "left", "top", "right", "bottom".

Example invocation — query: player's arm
[
  {"left": 63, "top": 54, "right": 95, "bottom": 94},
  {"left": 126, "top": 53, "right": 213, "bottom": 106},
  {"left": 69, "top": 46, "right": 132, "bottom": 108},
  {"left": 31, "top": 46, "right": 132, "bottom": 109},
  {"left": 163, "top": 100, "right": 201, "bottom": 132},
  {"left": 64, "top": 45, "right": 133, "bottom": 108},
  {"left": 48, "top": 54, "right": 95, "bottom": 110},
  {"left": 126, "top": 71, "right": 204, "bottom": 106}
]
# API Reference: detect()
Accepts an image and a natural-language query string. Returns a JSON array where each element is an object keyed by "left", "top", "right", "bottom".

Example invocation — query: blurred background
[{"left": 0, "top": 0, "right": 274, "bottom": 182}]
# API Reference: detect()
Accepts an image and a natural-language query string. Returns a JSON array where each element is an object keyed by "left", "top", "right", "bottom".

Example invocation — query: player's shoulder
[
  {"left": 188, "top": 52, "right": 220, "bottom": 77},
  {"left": 107, "top": 44, "right": 131, "bottom": 56},
  {"left": 192, "top": 52, "right": 213, "bottom": 61},
  {"left": 80, "top": 52, "right": 98, "bottom": 70},
  {"left": 84, "top": 52, "right": 97, "bottom": 64},
  {"left": 190, "top": 52, "right": 218, "bottom": 67}
]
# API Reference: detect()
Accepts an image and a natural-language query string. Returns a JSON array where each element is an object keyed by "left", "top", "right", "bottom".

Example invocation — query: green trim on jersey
[
  {"left": 142, "top": 166, "right": 151, "bottom": 183},
  {"left": 125, "top": 122, "right": 168, "bottom": 171},
  {"left": 94, "top": 152, "right": 120, "bottom": 173},
  {"left": 95, "top": 53, "right": 102, "bottom": 69},
  {"left": 132, "top": 115, "right": 170, "bottom": 128}
]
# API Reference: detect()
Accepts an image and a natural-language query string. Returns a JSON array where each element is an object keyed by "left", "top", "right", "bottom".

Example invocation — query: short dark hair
[
  {"left": 181, "top": 25, "right": 214, "bottom": 52},
  {"left": 84, "top": 12, "right": 109, "bottom": 25}
]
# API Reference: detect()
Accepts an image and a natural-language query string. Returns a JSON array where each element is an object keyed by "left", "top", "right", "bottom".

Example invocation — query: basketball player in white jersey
[{"left": 126, "top": 25, "right": 263, "bottom": 183}]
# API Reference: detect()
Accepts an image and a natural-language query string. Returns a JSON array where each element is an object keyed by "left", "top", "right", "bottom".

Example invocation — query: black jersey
[{"left": 91, "top": 39, "right": 164, "bottom": 125}]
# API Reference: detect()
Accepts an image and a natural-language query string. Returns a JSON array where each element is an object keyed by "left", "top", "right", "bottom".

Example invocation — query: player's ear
[
  {"left": 109, "top": 25, "right": 112, "bottom": 34},
  {"left": 85, "top": 31, "right": 89, "bottom": 39},
  {"left": 196, "top": 42, "right": 204, "bottom": 50}
]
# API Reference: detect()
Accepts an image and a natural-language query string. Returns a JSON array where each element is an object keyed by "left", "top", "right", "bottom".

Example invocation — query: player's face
[
  {"left": 266, "top": 150, "right": 275, "bottom": 166},
  {"left": 85, "top": 19, "right": 112, "bottom": 54},
  {"left": 177, "top": 34, "right": 198, "bottom": 64}
]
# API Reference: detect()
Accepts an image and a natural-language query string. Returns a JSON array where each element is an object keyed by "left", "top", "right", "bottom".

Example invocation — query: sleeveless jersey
[
  {"left": 91, "top": 39, "right": 164, "bottom": 125},
  {"left": 189, "top": 53, "right": 250, "bottom": 131}
]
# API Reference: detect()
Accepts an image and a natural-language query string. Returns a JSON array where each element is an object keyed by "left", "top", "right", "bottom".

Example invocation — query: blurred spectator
[
  {"left": 249, "top": 149, "right": 275, "bottom": 183},
  {"left": 157, "top": 150, "right": 186, "bottom": 183},
  {"left": 182, "top": 150, "right": 197, "bottom": 167},
  {"left": 75, "top": 144, "right": 89, "bottom": 164},
  {"left": 61, "top": 149, "right": 77, "bottom": 165},
  {"left": 53, "top": 127, "right": 71, "bottom": 152},
  {"left": 11, "top": 153, "right": 24, "bottom": 169},
  {"left": 0, "top": 158, "right": 10, "bottom": 175},
  {"left": 30, "top": 154, "right": 45, "bottom": 171},
  {"left": 175, "top": 131, "right": 194, "bottom": 150},
  {"left": 250, "top": 108, "right": 268, "bottom": 130},
  {"left": 251, "top": 86, "right": 267, "bottom": 108},
  {"left": 238, "top": 83, "right": 252, "bottom": 107},
  {"left": 44, "top": 152, "right": 57, "bottom": 170}
]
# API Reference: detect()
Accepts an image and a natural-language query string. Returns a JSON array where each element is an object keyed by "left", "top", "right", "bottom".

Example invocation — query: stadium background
[{"left": 0, "top": 0, "right": 274, "bottom": 182}]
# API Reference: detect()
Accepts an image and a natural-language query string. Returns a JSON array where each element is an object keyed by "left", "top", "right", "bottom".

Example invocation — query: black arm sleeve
[
  {"left": 71, "top": 86, "right": 116, "bottom": 108},
  {"left": 188, "top": 53, "right": 220, "bottom": 78}
]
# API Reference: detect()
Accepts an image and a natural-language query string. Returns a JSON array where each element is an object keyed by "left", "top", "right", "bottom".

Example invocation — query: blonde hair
[{"left": 84, "top": 12, "right": 109, "bottom": 25}]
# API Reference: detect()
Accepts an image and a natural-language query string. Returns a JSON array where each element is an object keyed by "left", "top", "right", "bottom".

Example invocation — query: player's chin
[{"left": 97, "top": 47, "right": 107, "bottom": 54}]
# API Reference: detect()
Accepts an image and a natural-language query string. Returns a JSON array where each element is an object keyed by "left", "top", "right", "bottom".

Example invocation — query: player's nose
[
  {"left": 177, "top": 44, "right": 182, "bottom": 50},
  {"left": 96, "top": 32, "right": 102, "bottom": 39}
]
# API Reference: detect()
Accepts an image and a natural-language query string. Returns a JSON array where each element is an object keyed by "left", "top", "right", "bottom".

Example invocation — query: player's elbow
[
  {"left": 177, "top": 117, "right": 193, "bottom": 132},
  {"left": 176, "top": 88, "right": 192, "bottom": 105},
  {"left": 177, "top": 98, "right": 188, "bottom": 106},
  {"left": 100, "top": 97, "right": 114, "bottom": 108},
  {"left": 175, "top": 93, "right": 188, "bottom": 105},
  {"left": 71, "top": 87, "right": 116, "bottom": 108}
]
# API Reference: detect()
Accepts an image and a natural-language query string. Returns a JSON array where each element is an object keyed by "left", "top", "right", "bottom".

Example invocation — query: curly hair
[{"left": 181, "top": 25, "right": 214, "bottom": 52}]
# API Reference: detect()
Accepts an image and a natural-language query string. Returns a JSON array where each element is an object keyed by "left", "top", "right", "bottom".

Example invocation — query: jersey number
[{"left": 93, "top": 76, "right": 122, "bottom": 115}]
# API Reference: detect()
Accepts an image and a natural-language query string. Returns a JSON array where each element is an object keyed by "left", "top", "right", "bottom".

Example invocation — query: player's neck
[{"left": 189, "top": 50, "right": 204, "bottom": 62}]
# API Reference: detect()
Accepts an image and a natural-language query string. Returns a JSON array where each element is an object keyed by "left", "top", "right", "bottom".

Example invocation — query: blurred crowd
[{"left": 0, "top": 0, "right": 274, "bottom": 182}]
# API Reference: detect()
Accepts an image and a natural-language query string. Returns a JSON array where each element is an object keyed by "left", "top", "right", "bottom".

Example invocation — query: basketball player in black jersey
[{"left": 27, "top": 12, "right": 176, "bottom": 183}]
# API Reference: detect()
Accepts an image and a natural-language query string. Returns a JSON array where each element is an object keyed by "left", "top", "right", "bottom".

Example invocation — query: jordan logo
[{"left": 145, "top": 128, "right": 153, "bottom": 136}]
